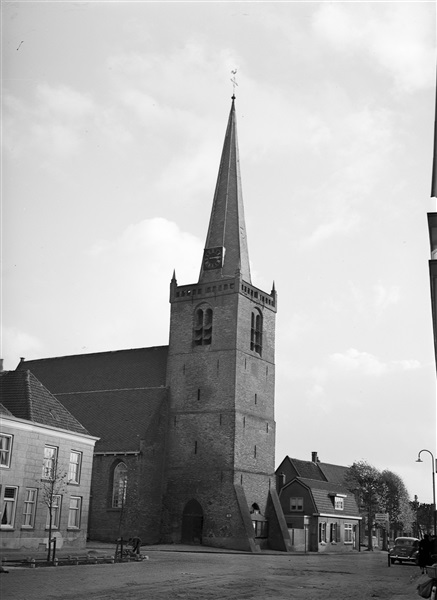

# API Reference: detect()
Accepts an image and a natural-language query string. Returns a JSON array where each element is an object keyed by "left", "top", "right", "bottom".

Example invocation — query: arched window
[
  {"left": 112, "top": 462, "right": 127, "bottom": 508},
  {"left": 250, "top": 310, "right": 262, "bottom": 355},
  {"left": 194, "top": 306, "right": 213, "bottom": 346}
]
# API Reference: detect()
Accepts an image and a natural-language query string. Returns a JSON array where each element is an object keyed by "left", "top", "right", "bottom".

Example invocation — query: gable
[
  {"left": 297, "top": 478, "right": 360, "bottom": 517},
  {"left": 0, "top": 370, "right": 89, "bottom": 435}
]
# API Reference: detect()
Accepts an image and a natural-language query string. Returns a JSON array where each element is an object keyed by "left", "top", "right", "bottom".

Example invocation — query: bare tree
[{"left": 39, "top": 455, "right": 67, "bottom": 562}]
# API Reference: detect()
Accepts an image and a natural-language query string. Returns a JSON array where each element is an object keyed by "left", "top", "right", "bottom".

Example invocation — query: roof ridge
[
  {"left": 24, "top": 369, "right": 33, "bottom": 420},
  {"left": 20, "top": 345, "right": 169, "bottom": 364},
  {"left": 56, "top": 386, "right": 168, "bottom": 396}
]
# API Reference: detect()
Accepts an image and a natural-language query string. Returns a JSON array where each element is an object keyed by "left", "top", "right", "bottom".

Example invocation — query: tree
[
  {"left": 411, "top": 500, "right": 435, "bottom": 537},
  {"left": 345, "top": 461, "right": 384, "bottom": 551},
  {"left": 379, "top": 470, "right": 414, "bottom": 537},
  {"left": 39, "top": 452, "right": 67, "bottom": 562}
]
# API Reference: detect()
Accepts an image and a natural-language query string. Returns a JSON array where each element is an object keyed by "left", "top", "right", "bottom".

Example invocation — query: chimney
[{"left": 311, "top": 451, "right": 319, "bottom": 463}]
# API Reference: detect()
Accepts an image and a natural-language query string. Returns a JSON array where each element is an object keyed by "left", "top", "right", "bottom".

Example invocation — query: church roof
[
  {"left": 199, "top": 97, "right": 251, "bottom": 284},
  {"left": 0, "top": 370, "right": 89, "bottom": 435},
  {"left": 17, "top": 346, "right": 168, "bottom": 394},
  {"left": 16, "top": 346, "right": 169, "bottom": 452},
  {"left": 55, "top": 388, "right": 168, "bottom": 452}
]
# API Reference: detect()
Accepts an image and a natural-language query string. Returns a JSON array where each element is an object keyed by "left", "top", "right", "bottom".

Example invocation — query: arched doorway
[{"left": 181, "top": 499, "right": 203, "bottom": 544}]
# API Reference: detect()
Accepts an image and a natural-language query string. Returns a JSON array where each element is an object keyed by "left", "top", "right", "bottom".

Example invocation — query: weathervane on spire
[{"left": 230, "top": 69, "right": 238, "bottom": 98}]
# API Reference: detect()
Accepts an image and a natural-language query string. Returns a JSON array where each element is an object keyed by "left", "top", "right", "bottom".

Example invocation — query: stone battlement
[{"left": 171, "top": 276, "right": 276, "bottom": 311}]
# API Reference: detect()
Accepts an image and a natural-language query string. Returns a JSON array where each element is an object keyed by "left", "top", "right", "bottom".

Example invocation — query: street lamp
[{"left": 416, "top": 449, "right": 437, "bottom": 537}]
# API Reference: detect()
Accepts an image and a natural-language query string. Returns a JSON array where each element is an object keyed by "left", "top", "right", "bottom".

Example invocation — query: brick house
[
  {"left": 0, "top": 370, "right": 98, "bottom": 551},
  {"left": 19, "top": 347, "right": 169, "bottom": 544},
  {"left": 276, "top": 453, "right": 361, "bottom": 552},
  {"left": 15, "top": 97, "right": 291, "bottom": 552}
]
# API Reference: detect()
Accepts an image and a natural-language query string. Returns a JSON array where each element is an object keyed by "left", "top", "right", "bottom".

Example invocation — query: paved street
[{"left": 0, "top": 548, "right": 424, "bottom": 600}]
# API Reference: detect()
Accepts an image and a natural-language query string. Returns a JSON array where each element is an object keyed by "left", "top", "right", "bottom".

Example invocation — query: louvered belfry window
[
  {"left": 250, "top": 310, "right": 262, "bottom": 355},
  {"left": 194, "top": 306, "right": 213, "bottom": 346}
]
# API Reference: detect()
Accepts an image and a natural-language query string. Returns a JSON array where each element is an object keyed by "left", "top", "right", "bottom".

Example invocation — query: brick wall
[
  {"left": 1, "top": 418, "right": 95, "bottom": 551},
  {"left": 163, "top": 273, "right": 278, "bottom": 549}
]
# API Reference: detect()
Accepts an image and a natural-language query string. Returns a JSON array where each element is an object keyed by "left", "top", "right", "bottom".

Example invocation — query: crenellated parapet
[{"left": 170, "top": 273, "right": 277, "bottom": 312}]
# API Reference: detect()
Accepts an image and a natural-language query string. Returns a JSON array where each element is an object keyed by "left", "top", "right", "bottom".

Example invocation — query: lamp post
[{"left": 416, "top": 449, "right": 437, "bottom": 537}]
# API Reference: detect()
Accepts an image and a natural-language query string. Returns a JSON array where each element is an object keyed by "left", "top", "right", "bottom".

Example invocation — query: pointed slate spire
[{"left": 199, "top": 96, "right": 251, "bottom": 284}]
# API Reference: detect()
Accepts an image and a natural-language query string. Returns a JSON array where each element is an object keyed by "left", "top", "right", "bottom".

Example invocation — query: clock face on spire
[{"left": 203, "top": 247, "right": 223, "bottom": 270}]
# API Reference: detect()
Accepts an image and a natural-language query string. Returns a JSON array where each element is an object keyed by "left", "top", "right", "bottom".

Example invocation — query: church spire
[{"left": 198, "top": 97, "right": 251, "bottom": 284}]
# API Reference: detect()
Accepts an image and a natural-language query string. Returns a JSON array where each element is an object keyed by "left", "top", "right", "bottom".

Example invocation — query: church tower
[{"left": 163, "top": 97, "right": 287, "bottom": 551}]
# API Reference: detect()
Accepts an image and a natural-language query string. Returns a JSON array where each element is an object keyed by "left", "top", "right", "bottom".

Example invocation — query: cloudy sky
[{"left": 2, "top": 1, "right": 436, "bottom": 503}]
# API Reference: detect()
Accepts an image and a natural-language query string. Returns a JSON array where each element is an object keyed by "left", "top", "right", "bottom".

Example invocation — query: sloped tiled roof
[
  {"left": 17, "top": 346, "right": 168, "bottom": 393},
  {"left": 297, "top": 478, "right": 360, "bottom": 517},
  {"left": 318, "top": 462, "right": 350, "bottom": 485},
  {"left": 0, "top": 402, "right": 13, "bottom": 416},
  {"left": 57, "top": 388, "right": 168, "bottom": 452},
  {"left": 290, "top": 458, "right": 327, "bottom": 481},
  {"left": 0, "top": 370, "right": 89, "bottom": 435}
]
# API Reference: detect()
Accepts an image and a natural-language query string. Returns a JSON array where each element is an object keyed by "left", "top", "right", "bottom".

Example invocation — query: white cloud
[
  {"left": 313, "top": 3, "right": 434, "bottom": 92},
  {"left": 328, "top": 348, "right": 421, "bottom": 377},
  {"left": 304, "top": 214, "right": 361, "bottom": 246},
  {"left": 36, "top": 84, "right": 94, "bottom": 118},
  {"left": 373, "top": 282, "right": 401, "bottom": 314}
]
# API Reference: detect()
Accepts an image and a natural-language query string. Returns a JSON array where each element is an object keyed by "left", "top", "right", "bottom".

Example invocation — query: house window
[
  {"left": 1, "top": 486, "right": 18, "bottom": 528},
  {"left": 250, "top": 310, "right": 262, "bottom": 355},
  {"left": 194, "top": 306, "right": 213, "bottom": 346},
  {"left": 330, "top": 523, "right": 340, "bottom": 543},
  {"left": 68, "top": 451, "right": 82, "bottom": 484},
  {"left": 344, "top": 523, "right": 353, "bottom": 543},
  {"left": 42, "top": 445, "right": 58, "bottom": 480},
  {"left": 22, "top": 488, "right": 38, "bottom": 528},
  {"left": 46, "top": 495, "right": 62, "bottom": 529},
  {"left": 319, "top": 521, "right": 327, "bottom": 543},
  {"left": 334, "top": 496, "right": 344, "bottom": 511},
  {"left": 290, "top": 497, "right": 303, "bottom": 512},
  {"left": 112, "top": 462, "right": 127, "bottom": 508},
  {"left": 0, "top": 434, "right": 13, "bottom": 468},
  {"left": 68, "top": 496, "right": 82, "bottom": 529}
]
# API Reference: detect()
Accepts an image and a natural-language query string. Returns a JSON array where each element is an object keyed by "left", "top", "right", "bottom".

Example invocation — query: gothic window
[
  {"left": 250, "top": 310, "right": 262, "bottom": 355},
  {"left": 194, "top": 305, "right": 213, "bottom": 346},
  {"left": 112, "top": 462, "right": 127, "bottom": 508}
]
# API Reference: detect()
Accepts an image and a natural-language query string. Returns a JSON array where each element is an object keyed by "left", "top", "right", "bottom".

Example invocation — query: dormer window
[
  {"left": 194, "top": 305, "right": 213, "bottom": 346},
  {"left": 250, "top": 310, "right": 262, "bottom": 355},
  {"left": 329, "top": 492, "right": 346, "bottom": 510},
  {"left": 335, "top": 497, "right": 344, "bottom": 510}
]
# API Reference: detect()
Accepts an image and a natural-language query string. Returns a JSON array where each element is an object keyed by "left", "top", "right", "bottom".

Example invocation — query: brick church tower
[{"left": 162, "top": 97, "right": 290, "bottom": 551}]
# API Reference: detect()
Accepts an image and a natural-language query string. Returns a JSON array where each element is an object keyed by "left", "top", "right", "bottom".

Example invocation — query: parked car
[{"left": 389, "top": 537, "right": 419, "bottom": 565}]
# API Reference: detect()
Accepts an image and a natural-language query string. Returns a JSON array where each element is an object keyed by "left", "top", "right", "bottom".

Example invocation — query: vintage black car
[{"left": 389, "top": 537, "right": 419, "bottom": 565}]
